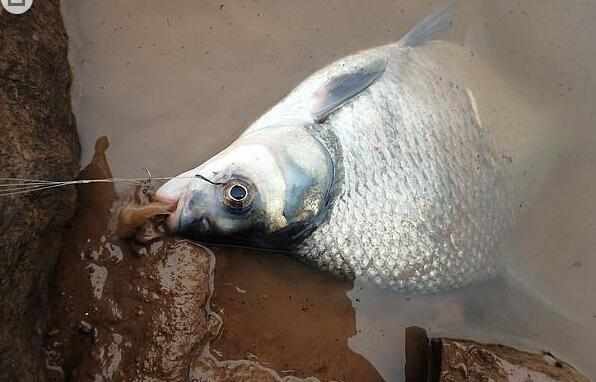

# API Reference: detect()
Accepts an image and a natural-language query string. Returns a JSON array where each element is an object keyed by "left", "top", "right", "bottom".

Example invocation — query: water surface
[{"left": 62, "top": 1, "right": 596, "bottom": 380}]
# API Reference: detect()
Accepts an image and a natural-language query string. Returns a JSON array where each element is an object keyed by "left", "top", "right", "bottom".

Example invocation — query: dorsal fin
[
  {"left": 242, "top": 2, "right": 455, "bottom": 135},
  {"left": 398, "top": 1, "right": 456, "bottom": 48},
  {"left": 310, "top": 3, "right": 455, "bottom": 122}
]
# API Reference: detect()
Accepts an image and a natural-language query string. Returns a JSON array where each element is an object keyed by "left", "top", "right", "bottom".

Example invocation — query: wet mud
[{"left": 45, "top": 139, "right": 382, "bottom": 381}]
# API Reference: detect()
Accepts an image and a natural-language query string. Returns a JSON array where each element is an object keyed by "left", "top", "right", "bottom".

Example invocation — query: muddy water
[{"left": 61, "top": 1, "right": 596, "bottom": 380}]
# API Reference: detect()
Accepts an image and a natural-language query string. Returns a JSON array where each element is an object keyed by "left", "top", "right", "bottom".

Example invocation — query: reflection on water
[{"left": 62, "top": 0, "right": 596, "bottom": 380}]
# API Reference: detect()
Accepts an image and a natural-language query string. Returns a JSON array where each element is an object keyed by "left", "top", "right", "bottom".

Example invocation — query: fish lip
[{"left": 154, "top": 192, "right": 187, "bottom": 233}]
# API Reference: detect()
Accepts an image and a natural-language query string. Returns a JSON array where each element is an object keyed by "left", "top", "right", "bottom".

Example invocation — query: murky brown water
[
  {"left": 47, "top": 138, "right": 382, "bottom": 381},
  {"left": 61, "top": 1, "right": 596, "bottom": 380}
]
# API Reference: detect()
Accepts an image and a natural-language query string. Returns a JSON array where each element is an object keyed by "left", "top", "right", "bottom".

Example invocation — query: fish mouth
[{"left": 154, "top": 191, "right": 188, "bottom": 233}]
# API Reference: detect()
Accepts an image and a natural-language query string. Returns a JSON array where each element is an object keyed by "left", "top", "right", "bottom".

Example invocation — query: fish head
[{"left": 155, "top": 125, "right": 334, "bottom": 248}]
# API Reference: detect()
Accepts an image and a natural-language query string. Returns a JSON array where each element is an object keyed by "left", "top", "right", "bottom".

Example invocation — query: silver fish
[{"left": 156, "top": 4, "right": 510, "bottom": 293}]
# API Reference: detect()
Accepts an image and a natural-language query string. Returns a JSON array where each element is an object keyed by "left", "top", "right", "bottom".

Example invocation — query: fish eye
[
  {"left": 229, "top": 184, "right": 247, "bottom": 201},
  {"left": 223, "top": 180, "right": 254, "bottom": 212}
]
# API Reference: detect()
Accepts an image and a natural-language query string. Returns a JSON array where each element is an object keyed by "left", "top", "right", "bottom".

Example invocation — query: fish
[{"left": 156, "top": 3, "right": 511, "bottom": 293}]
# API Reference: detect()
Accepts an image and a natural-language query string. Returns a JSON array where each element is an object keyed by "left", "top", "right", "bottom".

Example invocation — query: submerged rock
[
  {"left": 46, "top": 139, "right": 217, "bottom": 381},
  {"left": 45, "top": 139, "right": 211, "bottom": 380},
  {"left": 0, "top": 1, "right": 80, "bottom": 381},
  {"left": 71, "top": 239, "right": 217, "bottom": 382}
]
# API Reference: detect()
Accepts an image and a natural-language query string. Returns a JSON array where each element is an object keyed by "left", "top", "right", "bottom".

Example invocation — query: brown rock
[
  {"left": 0, "top": 1, "right": 80, "bottom": 381},
  {"left": 440, "top": 339, "right": 589, "bottom": 382},
  {"left": 404, "top": 327, "right": 589, "bottom": 382},
  {"left": 71, "top": 239, "right": 216, "bottom": 382},
  {"left": 132, "top": 240, "right": 216, "bottom": 382}
]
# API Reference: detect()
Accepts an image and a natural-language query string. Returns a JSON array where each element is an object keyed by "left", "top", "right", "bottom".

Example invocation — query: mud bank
[{"left": 0, "top": 1, "right": 80, "bottom": 381}]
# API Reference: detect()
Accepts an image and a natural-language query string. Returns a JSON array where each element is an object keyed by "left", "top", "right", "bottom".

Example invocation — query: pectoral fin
[{"left": 310, "top": 58, "right": 386, "bottom": 123}]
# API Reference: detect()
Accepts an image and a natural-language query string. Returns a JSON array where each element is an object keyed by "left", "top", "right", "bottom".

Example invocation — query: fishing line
[{"left": 0, "top": 174, "right": 220, "bottom": 197}]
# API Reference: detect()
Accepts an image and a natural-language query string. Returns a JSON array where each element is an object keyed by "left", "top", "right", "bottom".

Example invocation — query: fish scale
[{"left": 294, "top": 44, "right": 509, "bottom": 292}]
